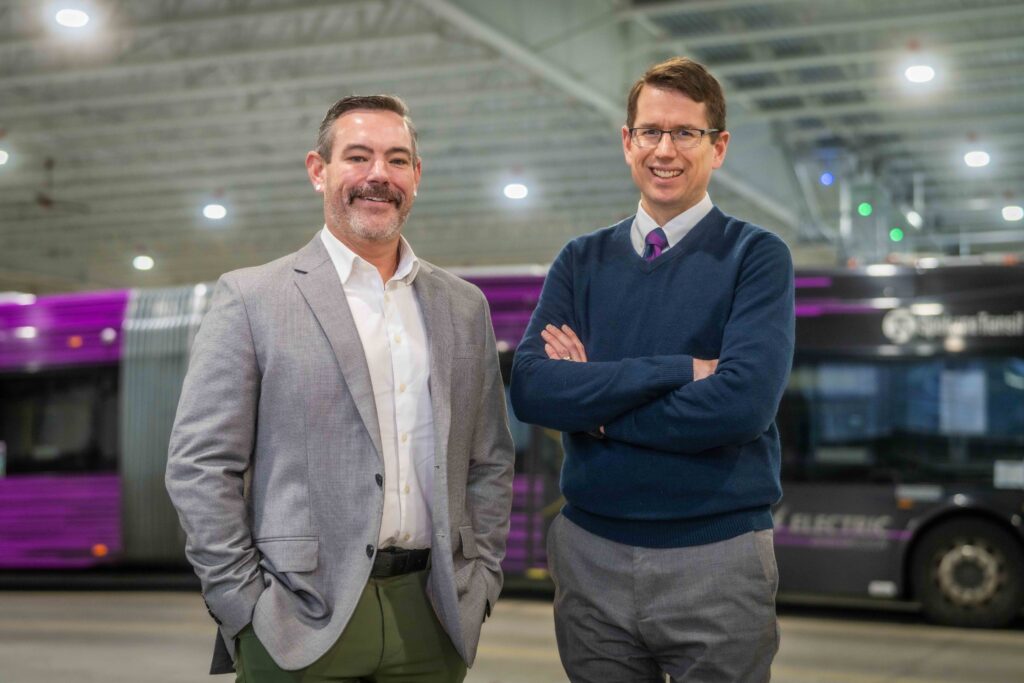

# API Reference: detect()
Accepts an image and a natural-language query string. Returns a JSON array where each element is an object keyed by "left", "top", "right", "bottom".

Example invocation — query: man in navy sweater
[{"left": 510, "top": 57, "right": 794, "bottom": 682}]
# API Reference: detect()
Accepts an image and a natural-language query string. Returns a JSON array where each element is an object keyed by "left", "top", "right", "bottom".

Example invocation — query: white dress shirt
[
  {"left": 630, "top": 193, "right": 714, "bottom": 256},
  {"left": 320, "top": 227, "right": 434, "bottom": 549}
]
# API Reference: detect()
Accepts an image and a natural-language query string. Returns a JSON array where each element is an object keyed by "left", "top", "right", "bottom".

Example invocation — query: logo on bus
[{"left": 882, "top": 309, "right": 1024, "bottom": 344}]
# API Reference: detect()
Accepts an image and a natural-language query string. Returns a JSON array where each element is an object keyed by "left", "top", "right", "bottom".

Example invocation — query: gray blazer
[{"left": 165, "top": 234, "right": 515, "bottom": 673}]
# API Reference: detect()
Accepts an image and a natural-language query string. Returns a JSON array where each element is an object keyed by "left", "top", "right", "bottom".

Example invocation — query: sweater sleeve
[
  {"left": 602, "top": 233, "right": 795, "bottom": 453},
  {"left": 510, "top": 240, "right": 694, "bottom": 434}
]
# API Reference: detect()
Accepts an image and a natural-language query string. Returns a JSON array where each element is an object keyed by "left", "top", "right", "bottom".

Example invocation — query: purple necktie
[{"left": 644, "top": 227, "right": 668, "bottom": 262}]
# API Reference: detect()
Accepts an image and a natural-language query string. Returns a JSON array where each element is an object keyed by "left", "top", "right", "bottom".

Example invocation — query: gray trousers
[{"left": 547, "top": 514, "right": 779, "bottom": 683}]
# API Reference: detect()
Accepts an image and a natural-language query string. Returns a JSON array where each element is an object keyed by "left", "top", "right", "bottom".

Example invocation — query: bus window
[
  {"left": 778, "top": 357, "right": 1024, "bottom": 485},
  {"left": 0, "top": 365, "right": 119, "bottom": 474}
]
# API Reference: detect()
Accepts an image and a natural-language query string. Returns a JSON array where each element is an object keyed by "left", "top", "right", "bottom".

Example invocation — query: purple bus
[{"left": 1, "top": 263, "right": 1022, "bottom": 627}]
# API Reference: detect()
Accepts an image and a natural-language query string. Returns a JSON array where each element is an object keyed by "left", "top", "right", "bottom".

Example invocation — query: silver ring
[{"left": 562, "top": 355, "right": 571, "bottom": 361}]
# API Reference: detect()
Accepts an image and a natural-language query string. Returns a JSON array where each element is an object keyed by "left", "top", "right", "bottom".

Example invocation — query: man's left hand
[{"left": 541, "top": 324, "right": 588, "bottom": 362}]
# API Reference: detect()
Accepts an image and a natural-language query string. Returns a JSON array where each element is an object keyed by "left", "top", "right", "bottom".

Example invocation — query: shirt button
[
  {"left": 365, "top": 545, "right": 374, "bottom": 558},
  {"left": 404, "top": 484, "right": 410, "bottom": 494},
  {"left": 375, "top": 473, "right": 383, "bottom": 487},
  {"left": 403, "top": 533, "right": 411, "bottom": 542},
  {"left": 399, "top": 383, "right": 406, "bottom": 393},
  {"left": 394, "top": 334, "right": 401, "bottom": 344},
  {"left": 401, "top": 433, "right": 408, "bottom": 443}
]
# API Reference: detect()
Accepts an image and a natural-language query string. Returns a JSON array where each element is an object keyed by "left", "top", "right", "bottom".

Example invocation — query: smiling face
[
  {"left": 306, "top": 109, "right": 421, "bottom": 249},
  {"left": 622, "top": 85, "right": 729, "bottom": 226}
]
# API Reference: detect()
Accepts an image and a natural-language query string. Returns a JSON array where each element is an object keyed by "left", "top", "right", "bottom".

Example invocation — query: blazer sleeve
[
  {"left": 466, "top": 291, "right": 516, "bottom": 613},
  {"left": 602, "top": 234, "right": 796, "bottom": 453},
  {"left": 165, "top": 273, "right": 264, "bottom": 638},
  {"left": 510, "top": 242, "right": 693, "bottom": 433}
]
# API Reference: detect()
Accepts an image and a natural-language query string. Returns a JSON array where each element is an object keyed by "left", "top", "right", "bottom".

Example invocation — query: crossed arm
[
  {"left": 540, "top": 324, "right": 717, "bottom": 435},
  {"left": 511, "top": 235, "right": 794, "bottom": 453},
  {"left": 509, "top": 245, "right": 700, "bottom": 434}
]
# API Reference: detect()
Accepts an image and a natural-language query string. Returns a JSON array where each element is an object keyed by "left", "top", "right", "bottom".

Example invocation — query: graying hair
[{"left": 315, "top": 94, "right": 418, "bottom": 160}]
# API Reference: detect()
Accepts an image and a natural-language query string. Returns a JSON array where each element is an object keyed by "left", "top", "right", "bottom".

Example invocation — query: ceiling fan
[{"left": 0, "top": 156, "right": 92, "bottom": 217}]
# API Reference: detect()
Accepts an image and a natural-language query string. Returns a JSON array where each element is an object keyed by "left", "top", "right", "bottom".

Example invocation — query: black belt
[{"left": 371, "top": 547, "right": 430, "bottom": 578}]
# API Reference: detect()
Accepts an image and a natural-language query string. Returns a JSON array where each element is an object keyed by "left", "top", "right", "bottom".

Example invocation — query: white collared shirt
[
  {"left": 320, "top": 227, "right": 434, "bottom": 550},
  {"left": 630, "top": 193, "right": 714, "bottom": 256}
]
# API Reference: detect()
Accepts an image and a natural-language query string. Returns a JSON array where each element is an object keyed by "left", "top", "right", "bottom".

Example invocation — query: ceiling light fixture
[
  {"left": 904, "top": 65, "right": 935, "bottom": 84},
  {"left": 203, "top": 203, "right": 227, "bottom": 220},
  {"left": 55, "top": 8, "right": 90, "bottom": 28},
  {"left": 133, "top": 255, "right": 154, "bottom": 271},
  {"left": 503, "top": 183, "right": 528, "bottom": 200},
  {"left": 0, "top": 150, "right": 9, "bottom": 165},
  {"left": 963, "top": 150, "right": 990, "bottom": 168},
  {"left": 905, "top": 210, "right": 923, "bottom": 228},
  {"left": 1002, "top": 205, "right": 1024, "bottom": 222}
]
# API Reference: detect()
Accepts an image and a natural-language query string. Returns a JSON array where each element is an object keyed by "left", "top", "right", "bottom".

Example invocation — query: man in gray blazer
[{"left": 166, "top": 94, "right": 515, "bottom": 681}]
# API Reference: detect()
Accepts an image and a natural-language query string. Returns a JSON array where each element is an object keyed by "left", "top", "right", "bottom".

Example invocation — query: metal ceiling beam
[
  {"left": 0, "top": 30, "right": 440, "bottom": 89},
  {"left": 710, "top": 35, "right": 1024, "bottom": 78},
  {"left": 19, "top": 97, "right": 594, "bottom": 154},
  {"left": 413, "top": 0, "right": 799, "bottom": 231},
  {"left": 6, "top": 81, "right": 562, "bottom": 143},
  {"left": 733, "top": 62, "right": 1024, "bottom": 103},
  {"left": 413, "top": 0, "right": 621, "bottom": 124},
  {"left": 0, "top": 0, "right": 385, "bottom": 51},
  {"left": 620, "top": 0, "right": 818, "bottom": 20},
  {"left": 787, "top": 112, "right": 1024, "bottom": 143},
  {"left": 738, "top": 89, "right": 1023, "bottom": 124},
  {"left": 662, "top": 3, "right": 1024, "bottom": 50},
  {"left": 0, "top": 58, "right": 503, "bottom": 121}
]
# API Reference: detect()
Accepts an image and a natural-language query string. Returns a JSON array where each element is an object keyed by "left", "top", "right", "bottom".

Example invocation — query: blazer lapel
[
  {"left": 413, "top": 265, "right": 454, "bottom": 473},
  {"left": 292, "top": 236, "right": 383, "bottom": 462}
]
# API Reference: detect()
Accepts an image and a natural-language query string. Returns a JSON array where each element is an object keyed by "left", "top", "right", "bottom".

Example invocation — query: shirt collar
[
  {"left": 320, "top": 226, "right": 420, "bottom": 285},
  {"left": 634, "top": 193, "right": 714, "bottom": 249}
]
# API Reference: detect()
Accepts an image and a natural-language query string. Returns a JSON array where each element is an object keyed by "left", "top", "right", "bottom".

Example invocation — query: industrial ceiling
[{"left": 1, "top": 0, "right": 1022, "bottom": 292}]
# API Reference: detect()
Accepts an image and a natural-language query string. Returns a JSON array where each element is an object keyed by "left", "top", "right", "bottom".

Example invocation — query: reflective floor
[{"left": 0, "top": 591, "right": 1021, "bottom": 682}]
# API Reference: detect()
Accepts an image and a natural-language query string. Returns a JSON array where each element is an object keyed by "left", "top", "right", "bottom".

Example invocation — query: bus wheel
[{"left": 911, "top": 518, "right": 1024, "bottom": 628}]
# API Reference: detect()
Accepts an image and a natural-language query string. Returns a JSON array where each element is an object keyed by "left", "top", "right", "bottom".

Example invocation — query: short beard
[
  {"left": 346, "top": 206, "right": 406, "bottom": 243},
  {"left": 327, "top": 184, "right": 411, "bottom": 243}
]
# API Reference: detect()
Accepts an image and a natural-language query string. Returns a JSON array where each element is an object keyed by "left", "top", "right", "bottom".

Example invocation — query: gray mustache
[{"left": 348, "top": 185, "right": 403, "bottom": 206}]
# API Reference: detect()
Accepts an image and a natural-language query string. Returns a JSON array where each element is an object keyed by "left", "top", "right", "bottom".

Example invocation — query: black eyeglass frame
[{"left": 628, "top": 127, "right": 722, "bottom": 148}]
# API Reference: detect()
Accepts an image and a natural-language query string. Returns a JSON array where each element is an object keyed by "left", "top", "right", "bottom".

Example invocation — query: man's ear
[
  {"left": 305, "top": 150, "right": 326, "bottom": 192},
  {"left": 711, "top": 130, "right": 730, "bottom": 169}
]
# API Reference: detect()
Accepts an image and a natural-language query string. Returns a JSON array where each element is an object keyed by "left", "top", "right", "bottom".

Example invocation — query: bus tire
[{"left": 911, "top": 518, "right": 1024, "bottom": 628}]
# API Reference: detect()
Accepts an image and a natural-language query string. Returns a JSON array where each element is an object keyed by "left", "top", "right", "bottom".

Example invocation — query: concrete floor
[{"left": 0, "top": 592, "right": 1021, "bottom": 682}]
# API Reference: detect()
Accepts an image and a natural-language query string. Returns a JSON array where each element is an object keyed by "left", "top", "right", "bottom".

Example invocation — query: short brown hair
[
  {"left": 315, "top": 94, "right": 418, "bottom": 160},
  {"left": 626, "top": 57, "right": 726, "bottom": 139}
]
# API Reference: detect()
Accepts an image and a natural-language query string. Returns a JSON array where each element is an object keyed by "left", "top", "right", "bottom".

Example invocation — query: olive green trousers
[{"left": 235, "top": 570, "right": 466, "bottom": 682}]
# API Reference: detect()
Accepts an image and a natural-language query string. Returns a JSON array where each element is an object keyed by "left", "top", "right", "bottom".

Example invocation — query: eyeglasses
[{"left": 629, "top": 127, "right": 720, "bottom": 150}]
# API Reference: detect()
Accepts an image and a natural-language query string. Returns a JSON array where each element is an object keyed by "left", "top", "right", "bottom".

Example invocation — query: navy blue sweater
[{"left": 510, "top": 208, "right": 795, "bottom": 547}]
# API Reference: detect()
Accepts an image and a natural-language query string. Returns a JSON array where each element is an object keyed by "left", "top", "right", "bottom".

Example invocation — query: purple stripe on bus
[
  {"left": 774, "top": 528, "right": 913, "bottom": 547},
  {"left": 794, "top": 277, "right": 833, "bottom": 288},
  {"left": 796, "top": 302, "right": 880, "bottom": 318},
  {"left": 0, "top": 290, "right": 129, "bottom": 371},
  {"left": 0, "top": 473, "right": 121, "bottom": 569}
]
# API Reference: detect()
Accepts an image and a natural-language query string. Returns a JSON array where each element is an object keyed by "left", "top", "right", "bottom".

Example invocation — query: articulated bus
[{"left": 1, "top": 264, "right": 1022, "bottom": 627}]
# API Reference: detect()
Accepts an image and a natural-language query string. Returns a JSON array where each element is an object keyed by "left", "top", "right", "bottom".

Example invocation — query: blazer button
[
  {"left": 375, "top": 473, "right": 383, "bottom": 487},
  {"left": 366, "top": 545, "right": 374, "bottom": 558}
]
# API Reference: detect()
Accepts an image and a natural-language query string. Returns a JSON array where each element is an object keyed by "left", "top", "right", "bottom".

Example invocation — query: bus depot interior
[{"left": 2, "top": 2, "right": 1024, "bottom": 682}]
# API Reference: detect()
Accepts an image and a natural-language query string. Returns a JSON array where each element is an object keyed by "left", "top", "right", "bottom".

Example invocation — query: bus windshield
[
  {"left": 0, "top": 364, "right": 119, "bottom": 475},
  {"left": 779, "top": 355, "right": 1024, "bottom": 485}
]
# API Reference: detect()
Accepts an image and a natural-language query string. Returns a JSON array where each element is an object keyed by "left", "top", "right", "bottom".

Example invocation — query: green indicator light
[
  {"left": 890, "top": 228, "right": 904, "bottom": 242},
  {"left": 857, "top": 202, "right": 873, "bottom": 217}
]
